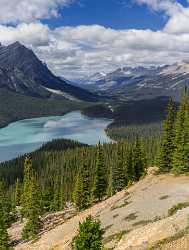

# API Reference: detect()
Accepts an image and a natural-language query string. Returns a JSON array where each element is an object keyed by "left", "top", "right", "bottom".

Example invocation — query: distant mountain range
[
  {"left": 78, "top": 63, "right": 189, "bottom": 100},
  {"left": 0, "top": 42, "right": 97, "bottom": 102}
]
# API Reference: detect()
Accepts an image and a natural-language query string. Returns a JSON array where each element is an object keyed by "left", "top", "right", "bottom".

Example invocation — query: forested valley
[{"left": 1, "top": 89, "right": 189, "bottom": 249}]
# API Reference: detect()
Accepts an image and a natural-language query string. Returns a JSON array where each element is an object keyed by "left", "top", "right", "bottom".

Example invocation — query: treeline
[
  {"left": 158, "top": 89, "right": 189, "bottom": 173},
  {"left": 0, "top": 137, "right": 147, "bottom": 244},
  {"left": 106, "top": 122, "right": 162, "bottom": 141}
]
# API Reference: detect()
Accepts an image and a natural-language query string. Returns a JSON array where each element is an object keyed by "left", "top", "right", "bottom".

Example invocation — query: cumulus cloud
[
  {"left": 0, "top": 0, "right": 74, "bottom": 24},
  {"left": 2, "top": 22, "right": 189, "bottom": 80},
  {"left": 1, "top": 0, "right": 189, "bottom": 79},
  {"left": 0, "top": 23, "right": 49, "bottom": 46},
  {"left": 36, "top": 25, "right": 189, "bottom": 79}
]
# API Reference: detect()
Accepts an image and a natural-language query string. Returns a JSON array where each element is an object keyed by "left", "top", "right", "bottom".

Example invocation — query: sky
[{"left": 0, "top": 0, "right": 189, "bottom": 80}]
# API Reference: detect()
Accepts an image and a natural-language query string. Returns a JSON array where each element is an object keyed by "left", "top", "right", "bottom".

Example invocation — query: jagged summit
[{"left": 0, "top": 42, "right": 97, "bottom": 101}]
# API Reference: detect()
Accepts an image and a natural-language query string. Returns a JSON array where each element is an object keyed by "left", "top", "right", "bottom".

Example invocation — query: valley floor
[{"left": 12, "top": 169, "right": 189, "bottom": 250}]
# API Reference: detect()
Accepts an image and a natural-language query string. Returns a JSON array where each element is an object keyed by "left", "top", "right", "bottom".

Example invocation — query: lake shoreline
[{"left": 0, "top": 111, "right": 113, "bottom": 162}]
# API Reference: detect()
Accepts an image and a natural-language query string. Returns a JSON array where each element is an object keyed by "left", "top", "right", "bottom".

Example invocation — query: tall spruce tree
[
  {"left": 125, "top": 147, "right": 135, "bottom": 185},
  {"left": 113, "top": 143, "right": 126, "bottom": 192},
  {"left": 82, "top": 157, "right": 91, "bottom": 209},
  {"left": 14, "top": 178, "right": 22, "bottom": 207},
  {"left": 132, "top": 138, "right": 147, "bottom": 181},
  {"left": 22, "top": 172, "right": 42, "bottom": 240},
  {"left": 51, "top": 176, "right": 61, "bottom": 212},
  {"left": 159, "top": 98, "right": 175, "bottom": 172},
  {"left": 93, "top": 143, "right": 108, "bottom": 201},
  {"left": 0, "top": 202, "right": 12, "bottom": 250},
  {"left": 73, "top": 170, "right": 85, "bottom": 210},
  {"left": 73, "top": 215, "right": 104, "bottom": 250},
  {"left": 73, "top": 153, "right": 90, "bottom": 211},
  {"left": 172, "top": 89, "right": 189, "bottom": 173},
  {"left": 21, "top": 155, "right": 33, "bottom": 217}
]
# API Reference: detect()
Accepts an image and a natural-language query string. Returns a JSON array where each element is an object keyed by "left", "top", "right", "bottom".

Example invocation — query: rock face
[{"left": 0, "top": 42, "right": 97, "bottom": 101}]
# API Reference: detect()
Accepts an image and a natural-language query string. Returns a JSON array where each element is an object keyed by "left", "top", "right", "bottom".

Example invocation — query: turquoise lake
[{"left": 0, "top": 111, "right": 113, "bottom": 162}]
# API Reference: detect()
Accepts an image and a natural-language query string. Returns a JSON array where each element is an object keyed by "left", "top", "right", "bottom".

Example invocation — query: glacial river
[{"left": 0, "top": 111, "right": 113, "bottom": 162}]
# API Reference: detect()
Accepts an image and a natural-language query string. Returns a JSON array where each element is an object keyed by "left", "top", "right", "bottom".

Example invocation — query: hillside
[
  {"left": 0, "top": 42, "right": 100, "bottom": 128},
  {"left": 0, "top": 42, "right": 97, "bottom": 102},
  {"left": 11, "top": 170, "right": 189, "bottom": 250},
  {"left": 0, "top": 88, "right": 87, "bottom": 128}
]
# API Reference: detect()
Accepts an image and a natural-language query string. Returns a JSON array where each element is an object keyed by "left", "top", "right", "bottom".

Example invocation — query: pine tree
[
  {"left": 113, "top": 143, "right": 126, "bottom": 192},
  {"left": 0, "top": 182, "right": 12, "bottom": 227},
  {"left": 22, "top": 172, "right": 42, "bottom": 240},
  {"left": 125, "top": 147, "right": 135, "bottom": 185},
  {"left": 14, "top": 178, "right": 22, "bottom": 207},
  {"left": 73, "top": 215, "right": 104, "bottom": 250},
  {"left": 59, "top": 182, "right": 65, "bottom": 211},
  {"left": 93, "top": 143, "right": 108, "bottom": 201},
  {"left": 21, "top": 155, "right": 33, "bottom": 217},
  {"left": 132, "top": 138, "right": 147, "bottom": 181},
  {"left": 81, "top": 153, "right": 91, "bottom": 209},
  {"left": 51, "top": 176, "right": 61, "bottom": 212},
  {"left": 159, "top": 98, "right": 175, "bottom": 172},
  {"left": 50, "top": 176, "right": 65, "bottom": 212},
  {"left": 172, "top": 89, "right": 189, "bottom": 173},
  {"left": 73, "top": 152, "right": 91, "bottom": 210},
  {"left": 0, "top": 202, "right": 12, "bottom": 250},
  {"left": 73, "top": 170, "right": 84, "bottom": 211}
]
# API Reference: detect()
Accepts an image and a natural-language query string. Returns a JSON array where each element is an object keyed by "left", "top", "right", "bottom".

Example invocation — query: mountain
[
  {"left": 0, "top": 42, "right": 97, "bottom": 102},
  {"left": 80, "top": 63, "right": 189, "bottom": 100}
]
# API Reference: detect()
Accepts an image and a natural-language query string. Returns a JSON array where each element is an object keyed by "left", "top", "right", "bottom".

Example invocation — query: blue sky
[
  {"left": 44, "top": 0, "right": 167, "bottom": 30},
  {"left": 0, "top": 0, "right": 189, "bottom": 79}
]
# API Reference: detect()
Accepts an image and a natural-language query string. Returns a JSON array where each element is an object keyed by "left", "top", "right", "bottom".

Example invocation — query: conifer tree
[
  {"left": 73, "top": 170, "right": 84, "bottom": 210},
  {"left": 132, "top": 138, "right": 147, "bottom": 181},
  {"left": 93, "top": 143, "right": 108, "bottom": 201},
  {"left": 0, "top": 182, "right": 12, "bottom": 226},
  {"left": 125, "top": 147, "right": 135, "bottom": 184},
  {"left": 81, "top": 152, "right": 91, "bottom": 209},
  {"left": 21, "top": 155, "right": 33, "bottom": 217},
  {"left": 51, "top": 176, "right": 61, "bottom": 212},
  {"left": 172, "top": 89, "right": 189, "bottom": 173},
  {"left": 113, "top": 143, "right": 126, "bottom": 192},
  {"left": 22, "top": 172, "right": 42, "bottom": 240},
  {"left": 0, "top": 202, "right": 12, "bottom": 250},
  {"left": 73, "top": 152, "right": 91, "bottom": 210},
  {"left": 59, "top": 183, "right": 65, "bottom": 211},
  {"left": 159, "top": 98, "right": 175, "bottom": 172},
  {"left": 73, "top": 215, "right": 104, "bottom": 250},
  {"left": 14, "top": 178, "right": 22, "bottom": 206}
]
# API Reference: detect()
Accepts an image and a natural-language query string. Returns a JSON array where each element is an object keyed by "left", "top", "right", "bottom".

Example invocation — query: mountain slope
[
  {"left": 0, "top": 88, "right": 86, "bottom": 128},
  {"left": 81, "top": 63, "right": 189, "bottom": 100},
  {"left": 12, "top": 171, "right": 189, "bottom": 250},
  {"left": 0, "top": 42, "right": 97, "bottom": 102}
]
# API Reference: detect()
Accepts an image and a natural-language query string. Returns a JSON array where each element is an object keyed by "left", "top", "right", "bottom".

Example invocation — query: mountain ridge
[
  {"left": 0, "top": 42, "right": 97, "bottom": 102},
  {"left": 79, "top": 62, "right": 189, "bottom": 100}
]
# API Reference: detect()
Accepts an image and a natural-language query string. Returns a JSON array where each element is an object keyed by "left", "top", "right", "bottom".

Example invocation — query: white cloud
[
  {"left": 36, "top": 25, "right": 189, "bottom": 79},
  {"left": 0, "top": 0, "right": 74, "bottom": 24},
  {"left": 0, "top": 23, "right": 49, "bottom": 46},
  {"left": 2, "top": 23, "right": 189, "bottom": 80},
  {"left": 1, "top": 0, "right": 189, "bottom": 79},
  {"left": 135, "top": 0, "right": 183, "bottom": 16}
]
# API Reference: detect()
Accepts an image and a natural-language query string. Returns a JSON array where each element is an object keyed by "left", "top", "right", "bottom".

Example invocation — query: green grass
[{"left": 168, "top": 202, "right": 189, "bottom": 216}]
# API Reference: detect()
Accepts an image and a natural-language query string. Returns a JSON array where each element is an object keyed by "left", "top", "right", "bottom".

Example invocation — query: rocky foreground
[{"left": 10, "top": 169, "right": 189, "bottom": 250}]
